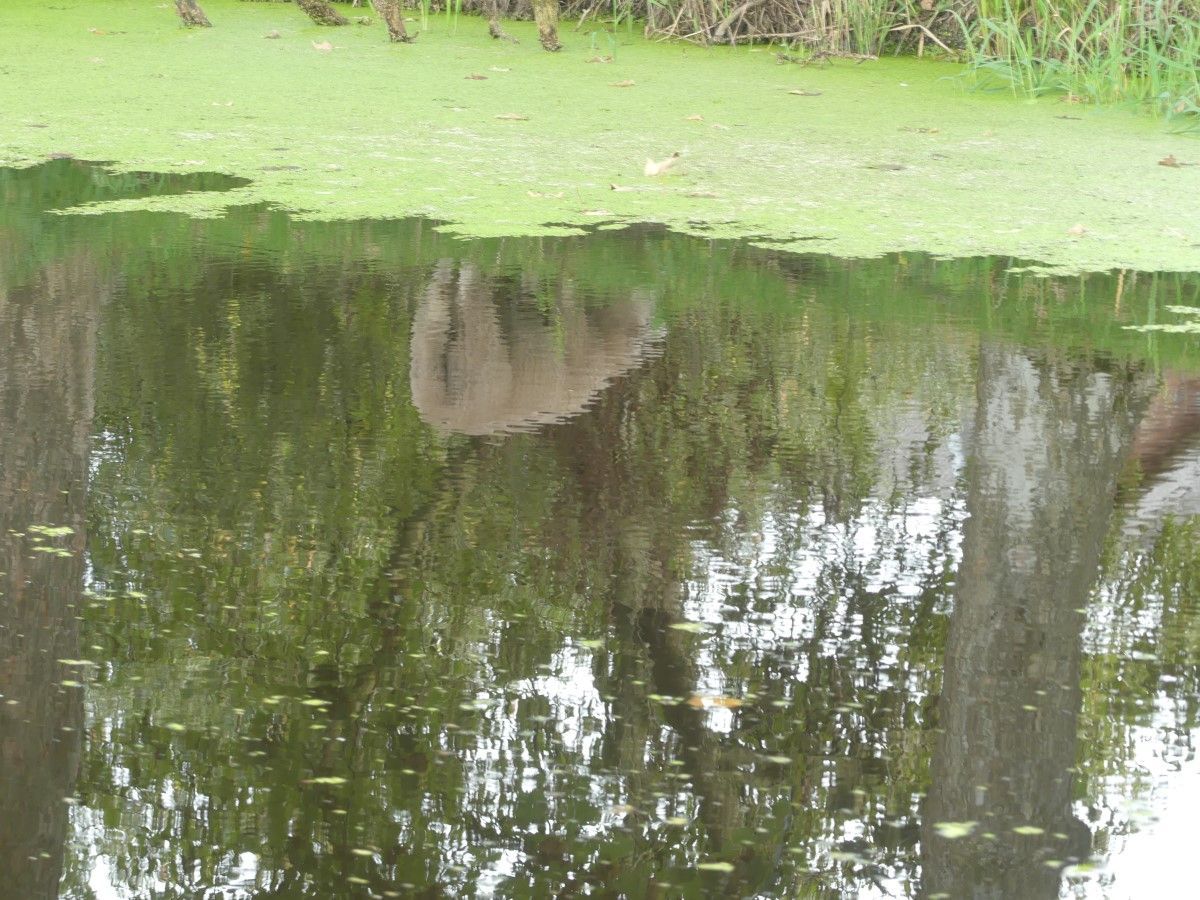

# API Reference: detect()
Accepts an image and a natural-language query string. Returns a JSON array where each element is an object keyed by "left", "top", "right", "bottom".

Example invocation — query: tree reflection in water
[{"left": 1, "top": 161, "right": 1198, "bottom": 898}]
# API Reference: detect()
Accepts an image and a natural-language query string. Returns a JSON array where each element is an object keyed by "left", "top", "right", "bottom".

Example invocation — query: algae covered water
[{"left": 2, "top": 160, "right": 1199, "bottom": 899}]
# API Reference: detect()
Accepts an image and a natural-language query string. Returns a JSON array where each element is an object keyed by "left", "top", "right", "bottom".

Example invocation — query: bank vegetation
[{"left": 170, "top": 0, "right": 1196, "bottom": 122}]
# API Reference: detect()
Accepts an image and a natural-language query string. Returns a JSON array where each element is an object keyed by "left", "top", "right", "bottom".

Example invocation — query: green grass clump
[{"left": 958, "top": 0, "right": 1200, "bottom": 122}]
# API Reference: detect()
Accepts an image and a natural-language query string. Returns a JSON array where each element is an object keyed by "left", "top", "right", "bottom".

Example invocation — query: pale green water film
[{"left": 1, "top": 161, "right": 1199, "bottom": 898}]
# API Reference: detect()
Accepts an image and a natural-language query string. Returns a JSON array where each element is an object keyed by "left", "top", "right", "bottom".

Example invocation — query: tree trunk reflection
[
  {"left": 922, "top": 343, "right": 1153, "bottom": 897},
  {"left": 0, "top": 255, "right": 101, "bottom": 898}
]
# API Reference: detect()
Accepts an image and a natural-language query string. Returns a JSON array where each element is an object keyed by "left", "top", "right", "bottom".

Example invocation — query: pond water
[{"left": 2, "top": 160, "right": 1199, "bottom": 899}]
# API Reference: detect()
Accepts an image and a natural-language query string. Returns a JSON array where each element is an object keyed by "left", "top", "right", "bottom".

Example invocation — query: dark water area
[{"left": 1, "top": 160, "right": 1199, "bottom": 899}]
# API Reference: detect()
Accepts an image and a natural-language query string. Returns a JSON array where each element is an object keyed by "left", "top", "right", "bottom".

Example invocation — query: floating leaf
[
  {"left": 165, "top": 722, "right": 186, "bottom": 732},
  {"left": 1123, "top": 322, "right": 1200, "bottom": 333},
  {"left": 1012, "top": 825, "right": 1045, "bottom": 836},
  {"left": 611, "top": 80, "right": 636, "bottom": 88},
  {"left": 667, "top": 621, "right": 707, "bottom": 633},
  {"left": 647, "top": 693, "right": 684, "bottom": 704},
  {"left": 644, "top": 152, "right": 681, "bottom": 176},
  {"left": 934, "top": 821, "right": 977, "bottom": 839},
  {"left": 686, "top": 694, "right": 744, "bottom": 710},
  {"left": 495, "top": 113, "right": 529, "bottom": 121},
  {"left": 29, "top": 525, "right": 74, "bottom": 537},
  {"left": 311, "top": 40, "right": 333, "bottom": 52},
  {"left": 698, "top": 861, "right": 735, "bottom": 873},
  {"left": 465, "top": 73, "right": 488, "bottom": 81},
  {"left": 303, "top": 776, "right": 349, "bottom": 785}
]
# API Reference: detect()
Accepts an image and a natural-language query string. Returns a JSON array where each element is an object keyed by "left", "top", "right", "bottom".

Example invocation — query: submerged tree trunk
[
  {"left": 531, "top": 0, "right": 562, "bottom": 51},
  {"left": 369, "top": 0, "right": 410, "bottom": 42},
  {"left": 295, "top": 0, "right": 349, "bottom": 26},
  {"left": 174, "top": 0, "right": 212, "bottom": 27}
]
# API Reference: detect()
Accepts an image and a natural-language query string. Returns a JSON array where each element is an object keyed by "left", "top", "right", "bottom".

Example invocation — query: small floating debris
[{"left": 644, "top": 152, "right": 681, "bottom": 177}]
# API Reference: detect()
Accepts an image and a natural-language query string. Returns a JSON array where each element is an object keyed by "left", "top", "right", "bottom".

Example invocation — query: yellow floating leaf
[{"left": 686, "top": 694, "right": 744, "bottom": 710}]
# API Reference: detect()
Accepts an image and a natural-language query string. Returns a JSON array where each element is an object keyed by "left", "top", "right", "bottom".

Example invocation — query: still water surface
[{"left": 2, "top": 161, "right": 1199, "bottom": 899}]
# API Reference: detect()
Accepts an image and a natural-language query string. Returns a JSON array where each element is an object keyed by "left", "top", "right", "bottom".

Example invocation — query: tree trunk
[
  {"left": 369, "top": 0, "right": 410, "bottom": 41},
  {"left": 530, "top": 0, "right": 562, "bottom": 51},
  {"left": 486, "top": 0, "right": 518, "bottom": 42},
  {"left": 295, "top": 0, "right": 349, "bottom": 26},
  {"left": 174, "top": 0, "right": 212, "bottom": 27}
]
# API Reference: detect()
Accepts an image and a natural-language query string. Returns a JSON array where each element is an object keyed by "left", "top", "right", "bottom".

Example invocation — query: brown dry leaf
[
  {"left": 611, "top": 80, "right": 636, "bottom": 88},
  {"left": 489, "top": 66, "right": 511, "bottom": 72},
  {"left": 88, "top": 27, "right": 109, "bottom": 35},
  {"left": 686, "top": 694, "right": 744, "bottom": 710},
  {"left": 311, "top": 40, "right": 333, "bottom": 52},
  {"left": 686, "top": 190, "right": 719, "bottom": 198},
  {"left": 610, "top": 183, "right": 637, "bottom": 192},
  {"left": 585, "top": 55, "right": 613, "bottom": 63},
  {"left": 788, "top": 89, "right": 823, "bottom": 96},
  {"left": 527, "top": 190, "right": 565, "bottom": 199},
  {"left": 711, "top": 123, "right": 730, "bottom": 130},
  {"left": 465, "top": 73, "right": 488, "bottom": 80},
  {"left": 495, "top": 113, "right": 529, "bottom": 121},
  {"left": 1067, "top": 223, "right": 1088, "bottom": 236},
  {"left": 1159, "top": 154, "right": 1183, "bottom": 168},
  {"left": 264, "top": 30, "right": 282, "bottom": 39},
  {"left": 685, "top": 114, "right": 704, "bottom": 122}
]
